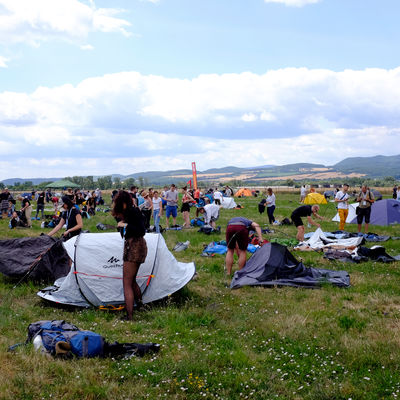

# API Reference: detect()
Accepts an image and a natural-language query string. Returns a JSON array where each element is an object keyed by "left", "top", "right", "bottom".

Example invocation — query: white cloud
[
  {"left": 0, "top": 0, "right": 131, "bottom": 47},
  {"left": 264, "top": 0, "right": 321, "bottom": 7},
  {"left": 0, "top": 55, "right": 9, "bottom": 67},
  {"left": 1, "top": 67, "right": 400, "bottom": 179}
]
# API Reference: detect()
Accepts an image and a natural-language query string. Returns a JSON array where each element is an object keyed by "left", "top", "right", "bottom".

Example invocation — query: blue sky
[{"left": 0, "top": 0, "right": 400, "bottom": 180}]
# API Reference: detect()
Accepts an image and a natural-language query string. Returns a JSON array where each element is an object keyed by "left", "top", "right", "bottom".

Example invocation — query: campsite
[{"left": 1, "top": 189, "right": 400, "bottom": 399}]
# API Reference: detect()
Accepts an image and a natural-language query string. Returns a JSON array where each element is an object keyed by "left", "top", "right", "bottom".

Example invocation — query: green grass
[{"left": 1, "top": 193, "right": 400, "bottom": 399}]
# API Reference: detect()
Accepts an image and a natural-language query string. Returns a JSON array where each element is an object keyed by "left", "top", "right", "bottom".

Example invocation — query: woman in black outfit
[
  {"left": 112, "top": 190, "right": 148, "bottom": 320},
  {"left": 48, "top": 196, "right": 83, "bottom": 239}
]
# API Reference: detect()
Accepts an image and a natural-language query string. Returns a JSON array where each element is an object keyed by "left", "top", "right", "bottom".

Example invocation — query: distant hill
[
  {"left": 2, "top": 155, "right": 399, "bottom": 186},
  {"left": 334, "top": 155, "right": 400, "bottom": 178}
]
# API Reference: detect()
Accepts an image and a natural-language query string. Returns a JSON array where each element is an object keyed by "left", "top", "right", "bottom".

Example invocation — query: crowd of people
[{"left": 0, "top": 182, "right": 392, "bottom": 320}]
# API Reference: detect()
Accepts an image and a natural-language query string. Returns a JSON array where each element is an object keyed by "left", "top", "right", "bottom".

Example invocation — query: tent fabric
[
  {"left": 230, "top": 242, "right": 350, "bottom": 289},
  {"left": 47, "top": 179, "right": 80, "bottom": 189},
  {"left": 38, "top": 232, "right": 196, "bottom": 307},
  {"left": 332, "top": 203, "right": 359, "bottom": 223},
  {"left": 234, "top": 188, "right": 252, "bottom": 197},
  {"left": 296, "top": 228, "right": 363, "bottom": 250},
  {"left": 0, "top": 236, "right": 70, "bottom": 281},
  {"left": 303, "top": 193, "right": 328, "bottom": 204},
  {"left": 221, "top": 197, "right": 237, "bottom": 209},
  {"left": 333, "top": 199, "right": 400, "bottom": 226}
]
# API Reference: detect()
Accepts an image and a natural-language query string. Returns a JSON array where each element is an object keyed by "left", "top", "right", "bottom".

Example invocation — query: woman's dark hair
[
  {"left": 112, "top": 190, "right": 133, "bottom": 218},
  {"left": 61, "top": 196, "right": 74, "bottom": 209}
]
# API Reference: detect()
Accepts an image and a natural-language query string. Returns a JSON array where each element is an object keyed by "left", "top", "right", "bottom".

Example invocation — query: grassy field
[{"left": 1, "top": 193, "right": 400, "bottom": 399}]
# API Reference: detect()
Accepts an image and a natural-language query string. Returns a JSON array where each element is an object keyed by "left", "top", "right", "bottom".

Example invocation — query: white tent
[
  {"left": 332, "top": 203, "right": 359, "bottom": 224},
  {"left": 221, "top": 197, "right": 237, "bottom": 209},
  {"left": 38, "top": 232, "right": 196, "bottom": 307}
]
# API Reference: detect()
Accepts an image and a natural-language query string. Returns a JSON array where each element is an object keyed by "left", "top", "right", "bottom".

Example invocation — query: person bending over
[
  {"left": 291, "top": 204, "right": 323, "bottom": 242},
  {"left": 48, "top": 196, "right": 83, "bottom": 240},
  {"left": 225, "top": 217, "right": 263, "bottom": 275}
]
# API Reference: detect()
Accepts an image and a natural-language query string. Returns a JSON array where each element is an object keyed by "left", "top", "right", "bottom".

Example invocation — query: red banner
[{"left": 191, "top": 162, "right": 198, "bottom": 190}]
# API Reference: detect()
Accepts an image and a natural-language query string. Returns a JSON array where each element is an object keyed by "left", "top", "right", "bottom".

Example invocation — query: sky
[{"left": 0, "top": 0, "right": 400, "bottom": 180}]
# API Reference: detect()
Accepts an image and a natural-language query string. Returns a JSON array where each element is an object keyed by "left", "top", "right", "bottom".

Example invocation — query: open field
[{"left": 1, "top": 193, "right": 400, "bottom": 399}]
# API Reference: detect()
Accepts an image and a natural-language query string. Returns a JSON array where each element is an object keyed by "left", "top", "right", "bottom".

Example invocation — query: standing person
[
  {"left": 20, "top": 196, "right": 33, "bottom": 228},
  {"left": 35, "top": 191, "right": 45, "bottom": 220},
  {"left": 393, "top": 186, "right": 398, "bottom": 200},
  {"left": 0, "top": 188, "right": 11, "bottom": 218},
  {"left": 165, "top": 184, "right": 178, "bottom": 228},
  {"left": 335, "top": 184, "right": 350, "bottom": 231},
  {"left": 141, "top": 191, "right": 153, "bottom": 230},
  {"left": 225, "top": 217, "right": 263, "bottom": 275},
  {"left": 112, "top": 190, "right": 147, "bottom": 321},
  {"left": 198, "top": 203, "right": 221, "bottom": 229},
  {"left": 356, "top": 185, "right": 375, "bottom": 233},
  {"left": 48, "top": 196, "right": 83, "bottom": 239},
  {"left": 130, "top": 186, "right": 138, "bottom": 206},
  {"left": 213, "top": 188, "right": 223, "bottom": 205},
  {"left": 291, "top": 205, "right": 323, "bottom": 242},
  {"left": 152, "top": 191, "right": 162, "bottom": 233},
  {"left": 300, "top": 185, "right": 307, "bottom": 203},
  {"left": 265, "top": 188, "right": 276, "bottom": 224},
  {"left": 181, "top": 186, "right": 195, "bottom": 228},
  {"left": 397, "top": 186, "right": 400, "bottom": 202},
  {"left": 193, "top": 187, "right": 200, "bottom": 204}
]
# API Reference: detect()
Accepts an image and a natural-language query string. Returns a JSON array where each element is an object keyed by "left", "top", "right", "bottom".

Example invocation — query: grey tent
[
  {"left": 347, "top": 199, "right": 400, "bottom": 226},
  {"left": 0, "top": 236, "right": 70, "bottom": 281},
  {"left": 230, "top": 242, "right": 350, "bottom": 289},
  {"left": 38, "top": 232, "right": 196, "bottom": 307}
]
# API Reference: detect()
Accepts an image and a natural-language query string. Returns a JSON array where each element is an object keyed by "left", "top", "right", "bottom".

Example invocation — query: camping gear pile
[{"left": 14, "top": 320, "right": 160, "bottom": 359}]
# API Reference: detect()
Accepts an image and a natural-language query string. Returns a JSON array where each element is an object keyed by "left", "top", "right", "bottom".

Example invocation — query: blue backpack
[{"left": 27, "top": 320, "right": 104, "bottom": 358}]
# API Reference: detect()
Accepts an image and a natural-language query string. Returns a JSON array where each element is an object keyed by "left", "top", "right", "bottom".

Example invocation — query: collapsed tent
[
  {"left": 38, "top": 232, "right": 196, "bottom": 307},
  {"left": 221, "top": 197, "right": 237, "bottom": 209},
  {"left": 332, "top": 199, "right": 400, "bottom": 226},
  {"left": 230, "top": 242, "right": 350, "bottom": 289},
  {"left": 0, "top": 236, "right": 70, "bottom": 281},
  {"left": 234, "top": 188, "right": 252, "bottom": 197},
  {"left": 303, "top": 193, "right": 328, "bottom": 205},
  {"left": 296, "top": 228, "right": 364, "bottom": 251}
]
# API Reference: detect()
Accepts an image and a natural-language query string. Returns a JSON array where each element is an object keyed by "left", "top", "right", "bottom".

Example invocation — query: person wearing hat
[{"left": 48, "top": 196, "right": 83, "bottom": 239}]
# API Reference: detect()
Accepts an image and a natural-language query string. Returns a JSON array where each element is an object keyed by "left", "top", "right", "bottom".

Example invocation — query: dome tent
[
  {"left": 38, "top": 232, "right": 196, "bottom": 307},
  {"left": 303, "top": 193, "right": 328, "bottom": 205}
]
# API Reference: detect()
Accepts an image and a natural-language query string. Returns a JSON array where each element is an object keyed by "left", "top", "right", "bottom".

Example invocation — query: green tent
[{"left": 47, "top": 180, "right": 80, "bottom": 189}]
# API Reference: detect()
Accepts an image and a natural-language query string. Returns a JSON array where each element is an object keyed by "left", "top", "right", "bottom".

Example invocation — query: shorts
[
  {"left": 166, "top": 205, "right": 178, "bottom": 218},
  {"left": 123, "top": 237, "right": 148, "bottom": 263},
  {"left": 214, "top": 199, "right": 221, "bottom": 205},
  {"left": 356, "top": 207, "right": 371, "bottom": 224},
  {"left": 181, "top": 203, "right": 190, "bottom": 213},
  {"left": 226, "top": 224, "right": 249, "bottom": 251},
  {"left": 291, "top": 214, "right": 304, "bottom": 227}
]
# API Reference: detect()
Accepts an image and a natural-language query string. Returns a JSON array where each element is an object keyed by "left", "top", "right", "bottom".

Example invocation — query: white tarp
[
  {"left": 38, "top": 232, "right": 195, "bottom": 307},
  {"left": 221, "top": 197, "right": 237, "bottom": 209},
  {"left": 296, "top": 228, "right": 363, "bottom": 250},
  {"left": 332, "top": 203, "right": 359, "bottom": 223}
]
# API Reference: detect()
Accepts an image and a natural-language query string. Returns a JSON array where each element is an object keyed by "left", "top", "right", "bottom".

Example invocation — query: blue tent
[{"left": 348, "top": 199, "right": 400, "bottom": 226}]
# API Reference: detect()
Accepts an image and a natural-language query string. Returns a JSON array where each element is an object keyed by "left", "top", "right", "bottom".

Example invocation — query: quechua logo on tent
[{"left": 102, "top": 256, "right": 123, "bottom": 269}]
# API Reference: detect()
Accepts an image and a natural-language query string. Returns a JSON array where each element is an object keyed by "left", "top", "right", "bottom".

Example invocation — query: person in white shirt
[
  {"left": 152, "top": 191, "right": 162, "bottom": 233},
  {"left": 335, "top": 184, "right": 350, "bottom": 231},
  {"left": 213, "top": 188, "right": 223, "bottom": 205},
  {"left": 198, "top": 203, "right": 220, "bottom": 228},
  {"left": 300, "top": 185, "right": 307, "bottom": 203},
  {"left": 265, "top": 188, "right": 276, "bottom": 224}
]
